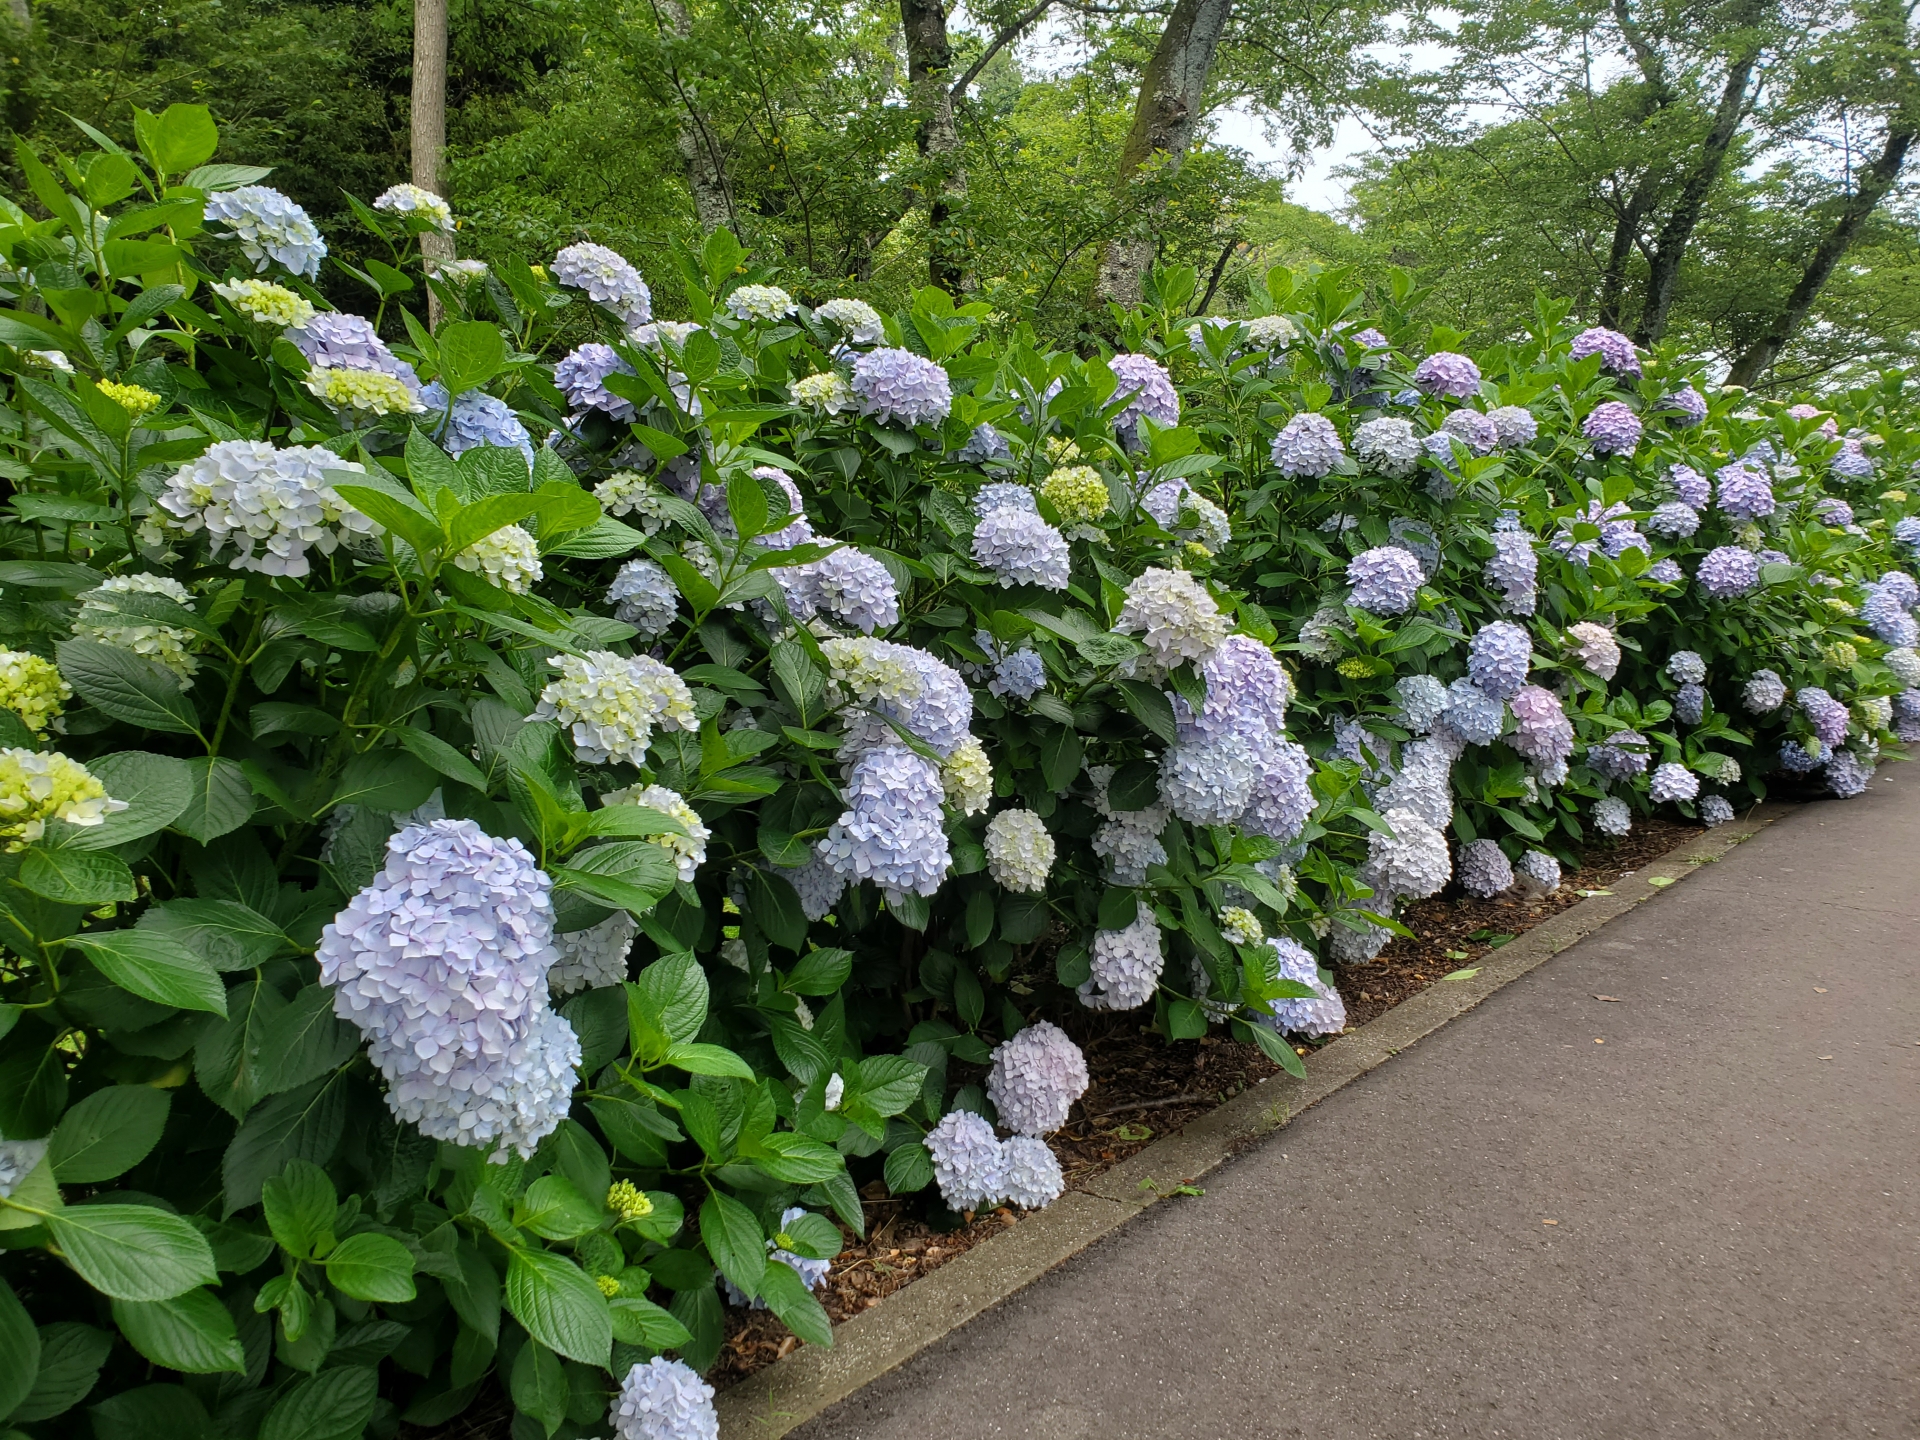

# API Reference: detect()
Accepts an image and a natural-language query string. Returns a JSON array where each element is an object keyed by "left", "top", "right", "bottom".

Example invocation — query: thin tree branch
[{"left": 951, "top": 0, "right": 1054, "bottom": 98}]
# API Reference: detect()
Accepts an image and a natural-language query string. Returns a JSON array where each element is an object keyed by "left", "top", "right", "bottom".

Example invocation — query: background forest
[{"left": 6, "top": 0, "right": 1920, "bottom": 386}]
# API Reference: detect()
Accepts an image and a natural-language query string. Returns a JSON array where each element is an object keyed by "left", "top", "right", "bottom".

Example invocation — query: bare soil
[{"left": 705, "top": 813, "right": 1704, "bottom": 1387}]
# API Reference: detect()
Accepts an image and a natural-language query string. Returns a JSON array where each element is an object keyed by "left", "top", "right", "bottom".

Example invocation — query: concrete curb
[{"left": 716, "top": 805, "right": 1787, "bottom": 1437}]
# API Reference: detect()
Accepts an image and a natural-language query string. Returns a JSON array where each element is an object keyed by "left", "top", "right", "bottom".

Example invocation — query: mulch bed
[{"left": 706, "top": 813, "right": 1705, "bottom": 1386}]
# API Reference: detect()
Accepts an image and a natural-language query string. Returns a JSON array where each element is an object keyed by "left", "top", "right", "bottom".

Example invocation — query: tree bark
[
  {"left": 1634, "top": 40, "right": 1762, "bottom": 343},
  {"left": 901, "top": 0, "right": 966, "bottom": 293},
  {"left": 6, "top": 0, "right": 28, "bottom": 32},
  {"left": 1095, "top": 0, "right": 1233, "bottom": 307},
  {"left": 1725, "top": 124, "right": 1916, "bottom": 387},
  {"left": 411, "top": 0, "right": 452, "bottom": 327},
  {"left": 658, "top": 0, "right": 734, "bottom": 234}
]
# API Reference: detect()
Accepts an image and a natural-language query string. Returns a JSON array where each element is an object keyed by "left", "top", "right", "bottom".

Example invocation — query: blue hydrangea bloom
[
  {"left": 1467, "top": 621, "right": 1532, "bottom": 698},
  {"left": 1646, "top": 502, "right": 1700, "bottom": 539},
  {"left": 1108, "top": 353, "right": 1180, "bottom": 449},
  {"left": 203, "top": 186, "right": 326, "bottom": 279},
  {"left": 1346, "top": 546, "right": 1425, "bottom": 615},
  {"left": 288, "top": 313, "right": 421, "bottom": 394},
  {"left": 1586, "top": 729, "right": 1651, "bottom": 782},
  {"left": 1439, "top": 676, "right": 1505, "bottom": 746},
  {"left": 1269, "top": 412, "right": 1346, "bottom": 477},
  {"left": 1396, "top": 674, "right": 1450, "bottom": 732},
  {"left": 991, "top": 647, "right": 1047, "bottom": 700},
  {"left": 955, "top": 424, "right": 1012, "bottom": 466},
  {"left": 1667, "top": 651, "right": 1707, "bottom": 683},
  {"left": 1264, "top": 937, "right": 1346, "bottom": 1036},
  {"left": 1715, "top": 462, "right": 1775, "bottom": 521},
  {"left": 972, "top": 508, "right": 1070, "bottom": 590},
  {"left": 554, "top": 343, "right": 638, "bottom": 421},
  {"left": 1485, "top": 529, "right": 1538, "bottom": 614},
  {"left": 553, "top": 242, "right": 652, "bottom": 326},
  {"left": 419, "top": 382, "right": 533, "bottom": 462},
  {"left": 852, "top": 348, "right": 952, "bottom": 427},
  {"left": 610, "top": 1357, "right": 717, "bottom": 1440},
  {"left": 1697, "top": 547, "right": 1761, "bottom": 599},
  {"left": 818, "top": 745, "right": 951, "bottom": 899},
  {"left": 1674, "top": 683, "right": 1706, "bottom": 725}
]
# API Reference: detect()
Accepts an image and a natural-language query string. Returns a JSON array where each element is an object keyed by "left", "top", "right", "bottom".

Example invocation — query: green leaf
[
  {"left": 54, "top": 640, "right": 200, "bottom": 735},
  {"left": 173, "top": 758, "right": 255, "bottom": 843},
  {"left": 323, "top": 1232, "right": 418, "bottom": 1303},
  {"left": 1246, "top": 1021, "right": 1307, "bottom": 1078},
  {"left": 608, "top": 1295, "right": 693, "bottom": 1348},
  {"left": 221, "top": 1075, "right": 348, "bottom": 1212},
  {"left": 0, "top": 1277, "right": 39, "bottom": 1416},
  {"left": 1039, "top": 723, "right": 1084, "bottom": 792},
  {"left": 435, "top": 320, "right": 509, "bottom": 396},
  {"left": 773, "top": 1210, "right": 843, "bottom": 1261},
  {"left": 661, "top": 1042, "right": 755, "bottom": 1078},
  {"left": 135, "top": 103, "right": 218, "bottom": 176},
  {"left": 882, "top": 1141, "right": 933, "bottom": 1194},
  {"left": 44, "top": 1204, "right": 218, "bottom": 1301},
  {"left": 69, "top": 930, "right": 226, "bottom": 1016},
  {"left": 852, "top": 1054, "right": 927, "bottom": 1117},
  {"left": 137, "top": 898, "right": 291, "bottom": 973},
  {"left": 111, "top": 1289, "right": 246, "bottom": 1374},
  {"left": 88, "top": 1384, "right": 214, "bottom": 1440},
  {"left": 393, "top": 725, "right": 490, "bottom": 792},
  {"left": 631, "top": 953, "right": 709, "bottom": 1045},
  {"left": 700, "top": 1189, "right": 766, "bottom": 1298},
  {"left": 11, "top": 1319, "right": 111, "bottom": 1421},
  {"left": 547, "top": 517, "right": 645, "bottom": 558},
  {"left": 328, "top": 749, "right": 439, "bottom": 814},
  {"left": 48, "top": 1084, "right": 171, "bottom": 1183},
  {"left": 261, "top": 1158, "right": 336, "bottom": 1259},
  {"left": 446, "top": 491, "right": 542, "bottom": 556},
  {"left": 742, "top": 865, "right": 807, "bottom": 952},
  {"left": 1112, "top": 679, "right": 1178, "bottom": 744},
  {"left": 0, "top": 1037, "right": 69, "bottom": 1139},
  {"left": 784, "top": 947, "right": 852, "bottom": 996},
  {"left": 193, "top": 978, "right": 284, "bottom": 1119},
  {"left": 509, "top": 1338, "right": 567, "bottom": 1437},
  {"left": 1106, "top": 759, "right": 1161, "bottom": 812},
  {"left": 254, "top": 984, "right": 359, "bottom": 1096},
  {"left": 332, "top": 483, "right": 445, "bottom": 555},
  {"left": 754, "top": 1132, "right": 844, "bottom": 1184},
  {"left": 515, "top": 1175, "right": 601, "bottom": 1242},
  {"left": 258, "top": 1364, "right": 379, "bottom": 1440},
  {"left": 755, "top": 1256, "right": 832, "bottom": 1346},
  {"left": 16, "top": 847, "right": 137, "bottom": 905},
  {"left": 503, "top": 1249, "right": 611, "bottom": 1366}
]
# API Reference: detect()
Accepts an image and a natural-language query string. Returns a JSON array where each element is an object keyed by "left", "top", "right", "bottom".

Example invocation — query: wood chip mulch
[{"left": 707, "top": 814, "right": 1708, "bottom": 1385}]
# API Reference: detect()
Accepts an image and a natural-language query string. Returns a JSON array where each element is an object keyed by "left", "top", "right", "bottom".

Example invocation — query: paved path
[{"left": 793, "top": 773, "right": 1920, "bottom": 1440}]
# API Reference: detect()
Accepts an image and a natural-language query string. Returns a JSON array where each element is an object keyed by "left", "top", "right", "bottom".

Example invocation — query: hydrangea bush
[{"left": 0, "top": 110, "right": 1914, "bottom": 1440}]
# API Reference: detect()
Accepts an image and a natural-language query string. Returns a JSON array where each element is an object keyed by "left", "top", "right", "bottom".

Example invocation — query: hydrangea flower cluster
[
  {"left": 818, "top": 745, "right": 950, "bottom": 899},
  {"left": 554, "top": 343, "right": 638, "bottom": 420},
  {"left": 924, "top": 1110, "right": 1007, "bottom": 1211},
  {"left": 73, "top": 574, "right": 201, "bottom": 687},
  {"left": 942, "top": 738, "right": 994, "bottom": 816},
  {"left": 851, "top": 348, "right": 952, "bottom": 427},
  {"left": 1412, "top": 351, "right": 1480, "bottom": 397},
  {"left": 1396, "top": 674, "right": 1450, "bottom": 732},
  {"left": 593, "top": 473, "right": 674, "bottom": 532},
  {"left": 532, "top": 651, "right": 696, "bottom": 766},
  {"left": 1346, "top": 546, "right": 1425, "bottom": 615},
  {"left": 1088, "top": 765, "right": 1169, "bottom": 884},
  {"left": 372, "top": 183, "right": 454, "bottom": 232},
  {"left": 1662, "top": 387, "right": 1708, "bottom": 425},
  {"left": 986, "top": 1021, "right": 1088, "bottom": 1135},
  {"left": 0, "top": 651, "right": 68, "bottom": 734},
  {"left": 607, "top": 557, "right": 679, "bottom": 635},
  {"left": 1649, "top": 762, "right": 1699, "bottom": 803},
  {"left": 1107, "top": 353, "right": 1179, "bottom": 448},
  {"left": 1441, "top": 407, "right": 1498, "bottom": 456},
  {"left": 1352, "top": 416, "right": 1422, "bottom": 476},
  {"left": 1815, "top": 497, "right": 1855, "bottom": 527},
  {"left": 553, "top": 242, "right": 652, "bottom": 326},
  {"left": 1593, "top": 795, "right": 1633, "bottom": 836},
  {"left": 1514, "top": 849, "right": 1562, "bottom": 897},
  {"left": 1647, "top": 501, "right": 1701, "bottom": 538},
  {"left": 1269, "top": 412, "right": 1346, "bottom": 477},
  {"left": 150, "top": 440, "right": 378, "bottom": 578},
  {"left": 1458, "top": 838, "right": 1515, "bottom": 897},
  {"left": 726, "top": 284, "right": 796, "bottom": 322},
  {"left": 985, "top": 808, "right": 1054, "bottom": 893},
  {"left": 1508, "top": 685, "right": 1574, "bottom": 773},
  {"left": 0, "top": 1139, "right": 46, "bottom": 1198},
  {"left": 1360, "top": 806, "right": 1452, "bottom": 904},
  {"left": 1142, "top": 478, "right": 1232, "bottom": 553},
  {"left": 1831, "top": 440, "right": 1875, "bottom": 478},
  {"left": 202, "top": 186, "right": 326, "bottom": 279},
  {"left": 1797, "top": 686, "right": 1851, "bottom": 746},
  {"left": 1264, "top": 937, "right": 1347, "bottom": 1036},
  {"left": 1715, "top": 462, "right": 1775, "bottom": 521},
  {"left": 1583, "top": 401, "right": 1642, "bottom": 454},
  {"left": 1826, "top": 749, "right": 1873, "bottom": 796},
  {"left": 1488, "top": 404, "right": 1539, "bottom": 447},
  {"left": 1467, "top": 621, "right": 1532, "bottom": 698},
  {"left": 1587, "top": 728, "right": 1650, "bottom": 782},
  {"left": 548, "top": 911, "right": 640, "bottom": 995},
  {"left": 1675, "top": 683, "right": 1707, "bottom": 725},
  {"left": 816, "top": 297, "right": 884, "bottom": 344},
  {"left": 979, "top": 635, "right": 1046, "bottom": 700},
  {"left": 955, "top": 424, "right": 1012, "bottom": 467},
  {"left": 601, "top": 783, "right": 709, "bottom": 882},
  {"left": 455, "top": 524, "right": 543, "bottom": 594},
  {"left": 1698, "top": 546, "right": 1763, "bottom": 599},
  {"left": 287, "top": 313, "right": 421, "bottom": 393},
  {"left": 1438, "top": 676, "right": 1505, "bottom": 747},
  {"left": 791, "top": 371, "right": 855, "bottom": 414},
  {"left": 819, "top": 637, "right": 973, "bottom": 757},
  {"left": 1040, "top": 465, "right": 1111, "bottom": 525},
  {"left": 780, "top": 545, "right": 901, "bottom": 634},
  {"left": 1002, "top": 1136, "right": 1066, "bottom": 1209},
  {"left": 1861, "top": 579, "right": 1919, "bottom": 646},
  {"left": 972, "top": 507, "right": 1071, "bottom": 589},
  {"left": 318, "top": 820, "right": 580, "bottom": 1158},
  {"left": 609, "top": 1358, "right": 718, "bottom": 1440},
  {"left": 1569, "top": 326, "right": 1641, "bottom": 375},
  {"left": 306, "top": 366, "right": 425, "bottom": 417},
  {"left": 0, "top": 748, "right": 125, "bottom": 846},
  {"left": 1566, "top": 621, "right": 1622, "bottom": 679},
  {"left": 1079, "top": 900, "right": 1164, "bottom": 1010},
  {"left": 211, "top": 277, "right": 315, "bottom": 327},
  {"left": 1112, "top": 567, "right": 1228, "bottom": 668},
  {"left": 1485, "top": 530, "right": 1539, "bottom": 614},
  {"left": 719, "top": 1205, "right": 832, "bottom": 1308},
  {"left": 1667, "top": 651, "right": 1707, "bottom": 684},
  {"left": 419, "top": 382, "right": 534, "bottom": 462}
]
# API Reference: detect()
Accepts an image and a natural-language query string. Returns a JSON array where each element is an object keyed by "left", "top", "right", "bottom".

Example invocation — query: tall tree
[
  {"left": 901, "top": 0, "right": 967, "bottom": 292},
  {"left": 654, "top": 0, "right": 734, "bottom": 233},
  {"left": 412, "top": 0, "right": 452, "bottom": 323}
]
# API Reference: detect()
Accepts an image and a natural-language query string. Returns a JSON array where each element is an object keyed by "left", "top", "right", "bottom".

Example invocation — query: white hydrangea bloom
[
  {"left": 1884, "top": 648, "right": 1920, "bottom": 687},
  {"left": 1362, "top": 806, "right": 1451, "bottom": 902},
  {"left": 941, "top": 737, "right": 993, "bottom": 815},
  {"left": 318, "top": 819, "right": 579, "bottom": 1158},
  {"left": 548, "top": 911, "right": 639, "bottom": 995},
  {"left": 607, "top": 558, "right": 679, "bottom": 636},
  {"left": 211, "top": 277, "right": 315, "bottom": 328},
  {"left": 1079, "top": 900, "right": 1164, "bottom": 1011},
  {"left": 791, "top": 371, "right": 855, "bottom": 414},
  {"left": 986, "top": 1021, "right": 1088, "bottom": 1135},
  {"left": 925, "top": 1110, "right": 1007, "bottom": 1211},
  {"left": 1352, "top": 416, "right": 1422, "bottom": 477},
  {"left": 1512, "top": 849, "right": 1561, "bottom": 898},
  {"left": 594, "top": 471, "right": 675, "bottom": 533},
  {"left": 972, "top": 508, "right": 1071, "bottom": 589},
  {"left": 73, "top": 574, "right": 201, "bottom": 688},
  {"left": 1566, "top": 621, "right": 1621, "bottom": 680},
  {"left": 455, "top": 523, "right": 543, "bottom": 594},
  {"left": 817, "top": 297, "right": 885, "bottom": 344},
  {"left": 609, "top": 1357, "right": 718, "bottom": 1440},
  {"left": 552, "top": 242, "right": 652, "bottom": 326},
  {"left": 150, "top": 440, "right": 378, "bottom": 577},
  {"left": 532, "top": 652, "right": 697, "bottom": 766},
  {"left": 1649, "top": 762, "right": 1699, "bottom": 803},
  {"left": 0, "top": 747, "right": 127, "bottom": 844},
  {"left": 726, "top": 284, "right": 796, "bottom": 322},
  {"left": 984, "top": 808, "right": 1054, "bottom": 893},
  {"left": 1000, "top": 1135, "right": 1065, "bottom": 1209},
  {"left": 1593, "top": 796, "right": 1632, "bottom": 837},
  {"left": 1220, "top": 906, "right": 1263, "bottom": 948},
  {"left": 1112, "top": 567, "right": 1228, "bottom": 670},
  {"left": 372, "top": 182, "right": 454, "bottom": 232},
  {"left": 1141, "top": 478, "right": 1232, "bottom": 553},
  {"left": 600, "top": 783, "right": 710, "bottom": 883},
  {"left": 306, "top": 365, "right": 426, "bottom": 417}
]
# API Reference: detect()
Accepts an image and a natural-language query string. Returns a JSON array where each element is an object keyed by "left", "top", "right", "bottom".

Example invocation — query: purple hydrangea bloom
[
  {"left": 1714, "top": 462, "right": 1775, "bottom": 521},
  {"left": 1346, "top": 546, "right": 1425, "bottom": 615},
  {"left": 554, "top": 343, "right": 638, "bottom": 420},
  {"left": 1669, "top": 464, "right": 1711, "bottom": 508},
  {"left": 1467, "top": 621, "right": 1532, "bottom": 698},
  {"left": 318, "top": 819, "right": 579, "bottom": 1159},
  {"left": 925, "top": 1110, "right": 1006, "bottom": 1211},
  {"left": 1862, "top": 584, "right": 1919, "bottom": 646},
  {"left": 818, "top": 746, "right": 950, "bottom": 899},
  {"left": 1876, "top": 570, "right": 1918, "bottom": 608},
  {"left": 1350, "top": 327, "right": 1390, "bottom": 350},
  {"left": 1108, "top": 354, "right": 1180, "bottom": 449},
  {"left": 1552, "top": 501, "right": 1642, "bottom": 566},
  {"left": 1667, "top": 651, "right": 1707, "bottom": 684},
  {"left": 1440, "top": 407, "right": 1499, "bottom": 456},
  {"left": 1646, "top": 558, "right": 1685, "bottom": 584},
  {"left": 1264, "top": 937, "right": 1347, "bottom": 1036},
  {"left": 972, "top": 508, "right": 1070, "bottom": 590},
  {"left": 1080, "top": 900, "right": 1164, "bottom": 1011},
  {"left": 1674, "top": 683, "right": 1706, "bottom": 725},
  {"left": 1583, "top": 401, "right": 1642, "bottom": 454},
  {"left": 972, "top": 482, "right": 1037, "bottom": 517},
  {"left": 1831, "top": 440, "right": 1875, "bottom": 479},
  {"left": 1779, "top": 739, "right": 1825, "bottom": 773},
  {"left": 1269, "top": 412, "right": 1346, "bottom": 478},
  {"left": 288, "top": 313, "right": 422, "bottom": 394},
  {"left": 1660, "top": 387, "right": 1708, "bottom": 426},
  {"left": 986, "top": 1021, "right": 1089, "bottom": 1136},
  {"left": 1743, "top": 670, "right": 1787, "bottom": 712},
  {"left": 607, "top": 558, "right": 678, "bottom": 636},
  {"left": 553, "top": 242, "right": 652, "bottom": 326},
  {"left": 851, "top": 348, "right": 952, "bottom": 427},
  {"left": 1587, "top": 729, "right": 1650, "bottom": 783},
  {"left": 1486, "top": 529, "right": 1539, "bottom": 615},
  {"left": 1649, "top": 762, "right": 1699, "bottom": 803},
  {"left": 781, "top": 544, "right": 901, "bottom": 634},
  {"left": 1797, "top": 686, "right": 1851, "bottom": 746},
  {"left": 1569, "top": 326, "right": 1642, "bottom": 375},
  {"left": 419, "top": 382, "right": 533, "bottom": 463},
  {"left": 1815, "top": 497, "right": 1854, "bottom": 526},
  {"left": 1508, "top": 685, "right": 1574, "bottom": 767},
  {"left": 1412, "top": 351, "right": 1481, "bottom": 398},
  {"left": 1514, "top": 849, "right": 1562, "bottom": 896},
  {"left": 1458, "top": 838, "right": 1515, "bottom": 898},
  {"left": 1697, "top": 547, "right": 1762, "bottom": 599},
  {"left": 1826, "top": 749, "right": 1872, "bottom": 797},
  {"left": 1646, "top": 502, "right": 1700, "bottom": 539}
]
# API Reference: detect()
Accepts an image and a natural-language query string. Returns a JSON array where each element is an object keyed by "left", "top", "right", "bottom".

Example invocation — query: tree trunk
[
  {"left": 900, "top": 0, "right": 966, "bottom": 293},
  {"left": 6, "top": 0, "right": 28, "bottom": 31},
  {"left": 1725, "top": 124, "right": 1916, "bottom": 387},
  {"left": 1095, "top": 0, "right": 1233, "bottom": 307},
  {"left": 659, "top": 0, "right": 733, "bottom": 234},
  {"left": 411, "top": 0, "right": 452, "bottom": 327},
  {"left": 1595, "top": 196, "right": 1645, "bottom": 328},
  {"left": 1634, "top": 41, "right": 1761, "bottom": 343}
]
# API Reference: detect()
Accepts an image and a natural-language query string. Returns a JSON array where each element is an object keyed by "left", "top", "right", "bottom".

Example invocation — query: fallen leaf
[
  {"left": 1813, "top": 987, "right": 1828, "bottom": 993},
  {"left": 1593, "top": 995, "right": 1623, "bottom": 1002},
  {"left": 1647, "top": 876, "right": 1676, "bottom": 887},
  {"left": 1443, "top": 967, "right": 1480, "bottom": 981},
  {"left": 1594, "top": 1038, "right": 1605, "bottom": 1044},
  {"left": 1542, "top": 1219, "right": 1558, "bottom": 1225},
  {"left": 1445, "top": 949, "right": 1470, "bottom": 960},
  {"left": 1577, "top": 888, "right": 1614, "bottom": 897},
  {"left": 1818, "top": 1055, "right": 1833, "bottom": 1060}
]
